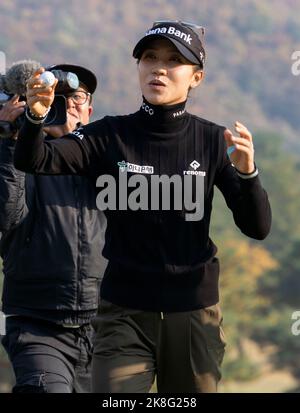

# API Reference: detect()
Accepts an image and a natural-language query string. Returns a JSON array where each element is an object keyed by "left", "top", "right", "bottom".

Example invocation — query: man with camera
[{"left": 0, "top": 63, "right": 107, "bottom": 392}]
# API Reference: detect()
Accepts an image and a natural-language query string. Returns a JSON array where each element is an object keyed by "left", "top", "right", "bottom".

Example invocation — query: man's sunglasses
[{"left": 64, "top": 91, "right": 91, "bottom": 105}]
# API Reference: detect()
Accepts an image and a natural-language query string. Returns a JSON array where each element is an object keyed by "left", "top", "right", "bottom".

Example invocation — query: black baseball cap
[
  {"left": 46, "top": 64, "right": 97, "bottom": 94},
  {"left": 133, "top": 21, "right": 205, "bottom": 68}
]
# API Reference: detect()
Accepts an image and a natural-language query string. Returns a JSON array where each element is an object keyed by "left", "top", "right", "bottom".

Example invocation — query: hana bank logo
[{"left": 145, "top": 26, "right": 193, "bottom": 45}]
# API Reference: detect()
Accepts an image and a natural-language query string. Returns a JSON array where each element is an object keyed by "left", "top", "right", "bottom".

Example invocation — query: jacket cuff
[
  {"left": 26, "top": 107, "right": 50, "bottom": 124},
  {"left": 236, "top": 168, "right": 258, "bottom": 179}
]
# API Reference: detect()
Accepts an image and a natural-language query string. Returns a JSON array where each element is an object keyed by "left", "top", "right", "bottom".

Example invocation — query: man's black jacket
[{"left": 0, "top": 138, "right": 107, "bottom": 325}]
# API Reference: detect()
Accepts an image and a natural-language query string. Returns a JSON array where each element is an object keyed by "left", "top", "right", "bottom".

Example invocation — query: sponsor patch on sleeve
[{"left": 71, "top": 128, "right": 85, "bottom": 140}]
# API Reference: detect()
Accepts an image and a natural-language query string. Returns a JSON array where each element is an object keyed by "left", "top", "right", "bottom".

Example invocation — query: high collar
[{"left": 137, "top": 97, "right": 189, "bottom": 134}]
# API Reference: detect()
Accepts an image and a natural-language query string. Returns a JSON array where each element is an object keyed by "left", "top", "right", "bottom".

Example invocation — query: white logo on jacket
[
  {"left": 71, "top": 128, "right": 84, "bottom": 140},
  {"left": 117, "top": 160, "right": 154, "bottom": 174},
  {"left": 183, "top": 160, "right": 206, "bottom": 176}
]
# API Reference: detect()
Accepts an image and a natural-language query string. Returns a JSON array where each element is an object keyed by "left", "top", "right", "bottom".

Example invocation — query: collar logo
[
  {"left": 173, "top": 109, "right": 185, "bottom": 118},
  {"left": 142, "top": 102, "right": 154, "bottom": 116}
]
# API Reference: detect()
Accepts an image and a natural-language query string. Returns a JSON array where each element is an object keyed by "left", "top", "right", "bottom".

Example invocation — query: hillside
[{"left": 0, "top": 0, "right": 300, "bottom": 151}]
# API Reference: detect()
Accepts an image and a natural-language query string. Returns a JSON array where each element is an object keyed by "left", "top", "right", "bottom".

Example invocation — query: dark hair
[
  {"left": 187, "top": 64, "right": 203, "bottom": 95},
  {"left": 193, "top": 64, "right": 203, "bottom": 72}
]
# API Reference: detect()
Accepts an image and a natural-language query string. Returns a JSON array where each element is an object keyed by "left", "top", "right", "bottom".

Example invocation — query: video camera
[{"left": 0, "top": 60, "right": 80, "bottom": 139}]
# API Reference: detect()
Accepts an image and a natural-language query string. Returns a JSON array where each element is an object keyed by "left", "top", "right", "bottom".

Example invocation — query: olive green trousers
[{"left": 92, "top": 300, "right": 226, "bottom": 393}]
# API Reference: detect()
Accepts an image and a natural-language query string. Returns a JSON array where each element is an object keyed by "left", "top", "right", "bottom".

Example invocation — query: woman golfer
[{"left": 15, "top": 20, "right": 271, "bottom": 393}]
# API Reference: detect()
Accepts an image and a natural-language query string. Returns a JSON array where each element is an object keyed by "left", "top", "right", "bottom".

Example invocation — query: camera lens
[{"left": 66, "top": 72, "right": 79, "bottom": 90}]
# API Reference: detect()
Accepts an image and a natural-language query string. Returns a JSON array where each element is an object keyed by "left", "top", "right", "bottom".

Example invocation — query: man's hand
[
  {"left": 43, "top": 117, "right": 81, "bottom": 139},
  {"left": 26, "top": 67, "right": 58, "bottom": 117},
  {"left": 0, "top": 95, "right": 26, "bottom": 123},
  {"left": 224, "top": 121, "right": 255, "bottom": 174}
]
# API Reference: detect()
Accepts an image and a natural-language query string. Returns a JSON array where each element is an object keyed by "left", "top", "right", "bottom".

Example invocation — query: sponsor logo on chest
[
  {"left": 117, "top": 160, "right": 154, "bottom": 174},
  {"left": 183, "top": 160, "right": 206, "bottom": 176}
]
